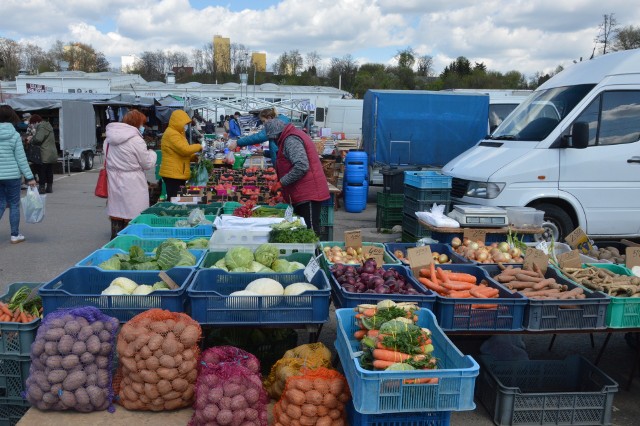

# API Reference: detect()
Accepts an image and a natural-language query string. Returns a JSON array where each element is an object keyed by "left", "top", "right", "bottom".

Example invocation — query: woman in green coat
[{"left": 28, "top": 114, "right": 58, "bottom": 193}]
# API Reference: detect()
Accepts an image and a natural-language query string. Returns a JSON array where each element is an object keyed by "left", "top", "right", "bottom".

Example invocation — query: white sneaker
[{"left": 10, "top": 234, "right": 25, "bottom": 244}]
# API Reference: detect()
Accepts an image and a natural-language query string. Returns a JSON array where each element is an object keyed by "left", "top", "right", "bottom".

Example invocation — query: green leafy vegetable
[
  {"left": 186, "top": 238, "right": 210, "bottom": 249},
  {"left": 224, "top": 247, "right": 254, "bottom": 270},
  {"left": 152, "top": 281, "right": 171, "bottom": 290},
  {"left": 269, "top": 227, "right": 318, "bottom": 243},
  {"left": 129, "top": 246, "right": 148, "bottom": 263},
  {"left": 254, "top": 243, "right": 279, "bottom": 267},
  {"left": 271, "top": 259, "right": 290, "bottom": 273},
  {"left": 97, "top": 257, "right": 121, "bottom": 270}
]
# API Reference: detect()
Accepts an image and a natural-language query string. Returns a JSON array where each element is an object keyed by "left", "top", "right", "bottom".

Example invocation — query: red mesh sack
[
  {"left": 273, "top": 367, "right": 351, "bottom": 426},
  {"left": 189, "top": 360, "right": 268, "bottom": 426},
  {"left": 199, "top": 345, "right": 261, "bottom": 375},
  {"left": 24, "top": 306, "right": 119, "bottom": 412},
  {"left": 115, "top": 308, "right": 202, "bottom": 411}
]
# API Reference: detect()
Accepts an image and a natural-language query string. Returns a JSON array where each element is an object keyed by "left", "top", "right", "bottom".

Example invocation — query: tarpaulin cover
[{"left": 362, "top": 90, "right": 490, "bottom": 167}]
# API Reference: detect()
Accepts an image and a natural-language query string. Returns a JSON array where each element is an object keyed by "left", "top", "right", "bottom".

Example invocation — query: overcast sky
[{"left": 1, "top": 0, "right": 638, "bottom": 79}]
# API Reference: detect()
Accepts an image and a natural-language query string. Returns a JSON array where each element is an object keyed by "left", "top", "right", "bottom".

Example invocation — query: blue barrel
[
  {"left": 344, "top": 150, "right": 368, "bottom": 185},
  {"left": 344, "top": 182, "right": 368, "bottom": 213}
]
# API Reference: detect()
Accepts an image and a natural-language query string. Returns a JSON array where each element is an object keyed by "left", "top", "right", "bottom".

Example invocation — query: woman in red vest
[{"left": 264, "top": 114, "right": 329, "bottom": 234}]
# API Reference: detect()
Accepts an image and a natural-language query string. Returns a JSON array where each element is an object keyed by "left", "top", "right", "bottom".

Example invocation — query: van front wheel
[{"left": 536, "top": 203, "right": 574, "bottom": 242}]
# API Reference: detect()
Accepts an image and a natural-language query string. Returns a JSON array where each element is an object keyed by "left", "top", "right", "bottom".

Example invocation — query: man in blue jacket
[
  {"left": 227, "top": 108, "right": 290, "bottom": 165},
  {"left": 227, "top": 111, "right": 242, "bottom": 138}
]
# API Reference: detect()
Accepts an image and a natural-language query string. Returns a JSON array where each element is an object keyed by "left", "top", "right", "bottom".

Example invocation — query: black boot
[
  {"left": 39, "top": 185, "right": 45, "bottom": 193},
  {"left": 45, "top": 184, "right": 52, "bottom": 194}
]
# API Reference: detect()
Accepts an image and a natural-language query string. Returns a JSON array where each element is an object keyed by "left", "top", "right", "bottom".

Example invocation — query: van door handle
[{"left": 627, "top": 156, "right": 640, "bottom": 164}]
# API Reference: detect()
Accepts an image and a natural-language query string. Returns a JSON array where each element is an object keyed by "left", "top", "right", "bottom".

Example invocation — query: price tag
[
  {"left": 362, "top": 246, "right": 385, "bottom": 266},
  {"left": 304, "top": 255, "right": 322, "bottom": 282},
  {"left": 565, "top": 227, "right": 593, "bottom": 254},
  {"left": 23, "top": 285, "right": 41, "bottom": 304},
  {"left": 463, "top": 228, "right": 486, "bottom": 244},
  {"left": 284, "top": 205, "right": 294, "bottom": 222},
  {"left": 344, "top": 230, "right": 362, "bottom": 249},
  {"left": 407, "top": 246, "right": 433, "bottom": 277},
  {"left": 523, "top": 247, "right": 549, "bottom": 274},
  {"left": 626, "top": 247, "right": 640, "bottom": 269},
  {"left": 158, "top": 271, "right": 179, "bottom": 290},
  {"left": 557, "top": 250, "right": 582, "bottom": 269}
]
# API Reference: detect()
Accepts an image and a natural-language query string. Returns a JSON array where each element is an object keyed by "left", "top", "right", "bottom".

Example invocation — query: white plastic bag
[
  {"left": 21, "top": 186, "right": 46, "bottom": 223},
  {"left": 415, "top": 203, "right": 459, "bottom": 228}
]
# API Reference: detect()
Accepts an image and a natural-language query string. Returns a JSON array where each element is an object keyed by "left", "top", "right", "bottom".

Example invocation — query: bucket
[
  {"left": 344, "top": 182, "right": 368, "bottom": 213},
  {"left": 344, "top": 149, "right": 368, "bottom": 185}
]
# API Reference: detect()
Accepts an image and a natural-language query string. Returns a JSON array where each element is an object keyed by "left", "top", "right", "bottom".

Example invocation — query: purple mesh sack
[
  {"left": 198, "top": 345, "right": 261, "bottom": 375},
  {"left": 24, "top": 306, "right": 118, "bottom": 412}
]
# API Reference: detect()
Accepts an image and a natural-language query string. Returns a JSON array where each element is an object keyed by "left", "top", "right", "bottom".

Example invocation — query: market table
[{"left": 418, "top": 220, "right": 544, "bottom": 242}]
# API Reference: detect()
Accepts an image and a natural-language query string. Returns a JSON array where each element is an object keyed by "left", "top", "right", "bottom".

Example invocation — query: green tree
[{"left": 395, "top": 47, "right": 416, "bottom": 69}]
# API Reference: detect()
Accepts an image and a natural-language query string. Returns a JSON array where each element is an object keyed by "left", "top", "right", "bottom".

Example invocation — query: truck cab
[{"left": 443, "top": 49, "right": 640, "bottom": 241}]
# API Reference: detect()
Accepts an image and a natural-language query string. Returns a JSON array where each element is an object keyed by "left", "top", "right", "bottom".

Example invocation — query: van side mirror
[{"left": 570, "top": 122, "right": 589, "bottom": 149}]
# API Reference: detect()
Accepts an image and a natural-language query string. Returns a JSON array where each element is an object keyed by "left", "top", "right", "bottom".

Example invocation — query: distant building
[
  {"left": 213, "top": 35, "right": 231, "bottom": 74},
  {"left": 251, "top": 52, "right": 267, "bottom": 72}
]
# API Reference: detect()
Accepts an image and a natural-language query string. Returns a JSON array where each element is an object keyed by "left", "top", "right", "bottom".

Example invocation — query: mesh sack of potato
[
  {"left": 198, "top": 345, "right": 261, "bottom": 375},
  {"left": 24, "top": 306, "right": 119, "bottom": 412},
  {"left": 115, "top": 308, "right": 202, "bottom": 411},
  {"left": 263, "top": 343, "right": 333, "bottom": 400},
  {"left": 189, "top": 358, "right": 269, "bottom": 426},
  {"left": 273, "top": 367, "right": 351, "bottom": 426}
]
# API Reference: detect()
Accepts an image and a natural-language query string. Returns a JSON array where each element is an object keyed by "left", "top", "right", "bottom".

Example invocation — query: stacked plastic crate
[
  {"left": 376, "top": 167, "right": 405, "bottom": 231},
  {"left": 402, "top": 171, "right": 452, "bottom": 242},
  {"left": 319, "top": 196, "right": 335, "bottom": 241},
  {"left": 0, "top": 283, "right": 42, "bottom": 425}
]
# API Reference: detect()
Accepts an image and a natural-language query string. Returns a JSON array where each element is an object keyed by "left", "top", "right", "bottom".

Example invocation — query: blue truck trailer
[{"left": 362, "top": 90, "right": 490, "bottom": 184}]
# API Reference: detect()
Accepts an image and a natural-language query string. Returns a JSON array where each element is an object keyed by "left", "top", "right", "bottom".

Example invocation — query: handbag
[
  {"left": 95, "top": 144, "right": 109, "bottom": 198},
  {"left": 27, "top": 143, "right": 41, "bottom": 164}
]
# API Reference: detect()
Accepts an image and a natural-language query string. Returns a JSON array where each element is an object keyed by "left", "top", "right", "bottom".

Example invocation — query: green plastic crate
[
  {"left": 402, "top": 213, "right": 430, "bottom": 237},
  {"left": 376, "top": 205, "right": 403, "bottom": 230},
  {"left": 222, "top": 202, "right": 290, "bottom": 215},
  {"left": 129, "top": 214, "right": 216, "bottom": 226},
  {"left": 320, "top": 205, "right": 334, "bottom": 226},
  {"left": 0, "top": 398, "right": 30, "bottom": 426},
  {"left": 376, "top": 192, "right": 404, "bottom": 209},
  {"left": 200, "top": 251, "right": 313, "bottom": 269},
  {"left": 402, "top": 230, "right": 420, "bottom": 243},
  {"left": 318, "top": 225, "right": 333, "bottom": 242},
  {"left": 317, "top": 241, "right": 401, "bottom": 270}
]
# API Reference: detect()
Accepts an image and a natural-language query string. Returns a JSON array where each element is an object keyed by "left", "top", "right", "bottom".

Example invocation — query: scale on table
[{"left": 448, "top": 205, "right": 508, "bottom": 227}]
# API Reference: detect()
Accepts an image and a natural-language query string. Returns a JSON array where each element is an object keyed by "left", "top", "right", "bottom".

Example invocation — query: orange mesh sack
[
  {"left": 115, "top": 308, "right": 202, "bottom": 411},
  {"left": 263, "top": 343, "right": 332, "bottom": 400},
  {"left": 273, "top": 367, "right": 351, "bottom": 426}
]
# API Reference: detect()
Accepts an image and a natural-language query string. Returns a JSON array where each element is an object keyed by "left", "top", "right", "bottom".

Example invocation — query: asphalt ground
[{"left": 1, "top": 169, "right": 640, "bottom": 425}]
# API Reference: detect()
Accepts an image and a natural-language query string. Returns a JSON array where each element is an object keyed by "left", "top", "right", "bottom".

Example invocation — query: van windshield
[{"left": 489, "top": 84, "right": 595, "bottom": 141}]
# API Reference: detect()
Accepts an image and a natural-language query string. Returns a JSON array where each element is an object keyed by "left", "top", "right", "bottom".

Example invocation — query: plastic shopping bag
[
  {"left": 21, "top": 186, "right": 46, "bottom": 223},
  {"left": 190, "top": 161, "right": 209, "bottom": 186}
]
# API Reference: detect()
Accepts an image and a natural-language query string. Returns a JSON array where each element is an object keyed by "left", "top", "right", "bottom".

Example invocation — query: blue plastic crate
[
  {"left": 39, "top": 267, "right": 193, "bottom": 322},
  {"left": 0, "top": 283, "right": 41, "bottom": 357},
  {"left": 76, "top": 248, "right": 206, "bottom": 270},
  {"left": 476, "top": 355, "right": 618, "bottom": 426},
  {"left": 329, "top": 265, "right": 435, "bottom": 310},
  {"left": 0, "top": 356, "right": 30, "bottom": 399},
  {"left": 187, "top": 269, "right": 331, "bottom": 325},
  {"left": 103, "top": 235, "right": 210, "bottom": 250},
  {"left": 481, "top": 265, "right": 610, "bottom": 331},
  {"left": 404, "top": 171, "right": 452, "bottom": 189},
  {"left": 0, "top": 398, "right": 30, "bottom": 426},
  {"left": 384, "top": 243, "right": 472, "bottom": 266},
  {"left": 117, "top": 223, "right": 213, "bottom": 238},
  {"left": 346, "top": 400, "right": 451, "bottom": 426},
  {"left": 432, "top": 264, "right": 527, "bottom": 331},
  {"left": 335, "top": 308, "right": 479, "bottom": 413}
]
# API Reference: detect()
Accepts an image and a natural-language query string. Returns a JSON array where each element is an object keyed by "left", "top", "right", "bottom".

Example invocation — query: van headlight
[{"left": 465, "top": 182, "right": 505, "bottom": 199}]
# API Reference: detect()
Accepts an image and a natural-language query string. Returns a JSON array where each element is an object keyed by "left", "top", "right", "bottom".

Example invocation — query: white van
[
  {"left": 316, "top": 98, "right": 363, "bottom": 139},
  {"left": 443, "top": 49, "right": 640, "bottom": 241}
]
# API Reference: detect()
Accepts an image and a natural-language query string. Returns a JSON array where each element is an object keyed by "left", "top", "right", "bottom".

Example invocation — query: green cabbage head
[
  {"left": 271, "top": 259, "right": 290, "bottom": 273},
  {"left": 224, "top": 247, "right": 254, "bottom": 270},
  {"left": 254, "top": 243, "right": 280, "bottom": 267}
]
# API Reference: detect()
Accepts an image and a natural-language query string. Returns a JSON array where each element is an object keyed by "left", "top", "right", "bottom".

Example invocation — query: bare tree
[
  {"left": 306, "top": 51, "right": 321, "bottom": 73},
  {"left": 288, "top": 49, "right": 303, "bottom": 75},
  {"left": 416, "top": 55, "right": 434, "bottom": 77},
  {"left": 0, "top": 37, "right": 21, "bottom": 79},
  {"left": 613, "top": 25, "right": 640, "bottom": 51},
  {"left": 593, "top": 13, "right": 618, "bottom": 57},
  {"left": 230, "top": 42, "right": 249, "bottom": 74}
]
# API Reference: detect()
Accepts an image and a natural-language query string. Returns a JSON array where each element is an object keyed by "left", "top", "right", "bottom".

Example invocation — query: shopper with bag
[
  {"left": 103, "top": 110, "right": 157, "bottom": 238},
  {"left": 0, "top": 105, "right": 37, "bottom": 244},
  {"left": 159, "top": 110, "right": 202, "bottom": 200},
  {"left": 27, "top": 114, "right": 57, "bottom": 193}
]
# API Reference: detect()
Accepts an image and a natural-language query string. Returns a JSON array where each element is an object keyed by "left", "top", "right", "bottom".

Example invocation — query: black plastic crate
[
  {"left": 0, "top": 398, "right": 30, "bottom": 426},
  {"left": 318, "top": 225, "right": 334, "bottom": 242},
  {"left": 402, "top": 213, "right": 430, "bottom": 237},
  {"left": 404, "top": 185, "right": 452, "bottom": 203},
  {"left": 403, "top": 196, "right": 452, "bottom": 216},
  {"left": 382, "top": 167, "right": 419, "bottom": 194},
  {"left": 376, "top": 192, "right": 405, "bottom": 209}
]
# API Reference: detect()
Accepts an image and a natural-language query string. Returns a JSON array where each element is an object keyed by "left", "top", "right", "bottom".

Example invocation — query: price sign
[
  {"left": 626, "top": 247, "right": 640, "bottom": 269},
  {"left": 407, "top": 246, "right": 433, "bottom": 277},
  {"left": 565, "top": 227, "right": 593, "bottom": 254},
  {"left": 304, "top": 255, "right": 322, "bottom": 282},
  {"left": 23, "top": 285, "right": 41, "bottom": 304},
  {"left": 557, "top": 250, "right": 582, "bottom": 269},
  {"left": 158, "top": 271, "right": 179, "bottom": 290},
  {"left": 523, "top": 247, "right": 549, "bottom": 274},
  {"left": 362, "top": 246, "right": 385, "bottom": 266},
  {"left": 284, "top": 205, "right": 294, "bottom": 222},
  {"left": 344, "top": 230, "right": 362, "bottom": 249},
  {"left": 463, "top": 228, "right": 486, "bottom": 244}
]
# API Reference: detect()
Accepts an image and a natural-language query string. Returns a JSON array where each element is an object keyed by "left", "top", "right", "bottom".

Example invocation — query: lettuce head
[
  {"left": 224, "top": 247, "right": 254, "bottom": 270},
  {"left": 254, "top": 243, "right": 280, "bottom": 267}
]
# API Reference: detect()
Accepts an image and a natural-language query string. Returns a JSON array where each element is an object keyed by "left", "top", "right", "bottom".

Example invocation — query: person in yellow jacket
[{"left": 159, "top": 110, "right": 202, "bottom": 199}]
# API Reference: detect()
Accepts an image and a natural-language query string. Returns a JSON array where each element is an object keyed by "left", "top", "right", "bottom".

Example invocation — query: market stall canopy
[{"left": 5, "top": 92, "right": 115, "bottom": 111}]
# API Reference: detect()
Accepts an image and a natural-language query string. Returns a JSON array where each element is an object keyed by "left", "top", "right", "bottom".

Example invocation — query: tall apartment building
[
  {"left": 213, "top": 35, "right": 231, "bottom": 74},
  {"left": 251, "top": 52, "right": 267, "bottom": 72}
]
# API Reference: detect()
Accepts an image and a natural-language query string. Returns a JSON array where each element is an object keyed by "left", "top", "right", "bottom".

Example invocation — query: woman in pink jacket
[{"left": 104, "top": 110, "right": 157, "bottom": 238}]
